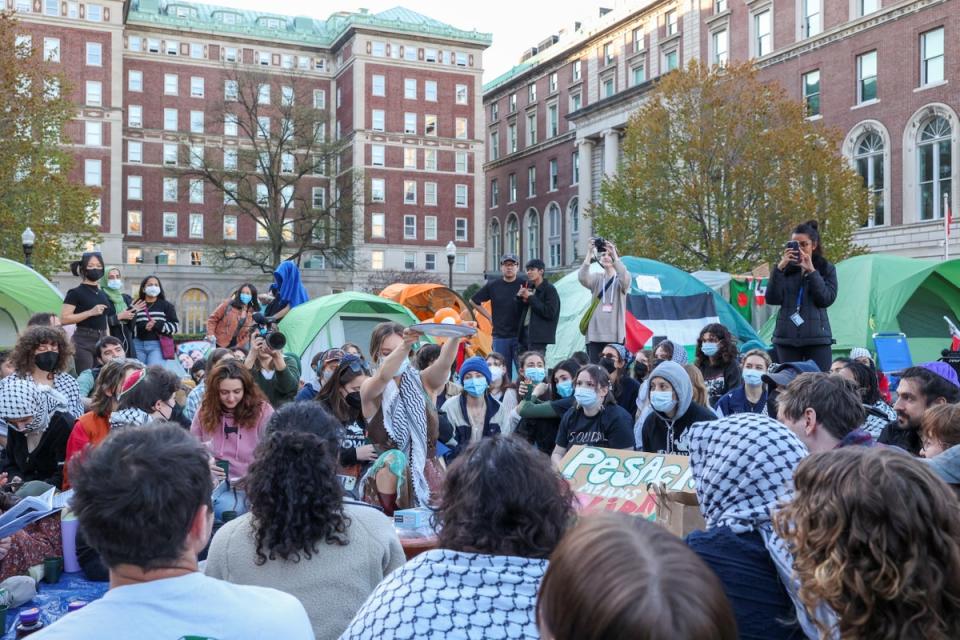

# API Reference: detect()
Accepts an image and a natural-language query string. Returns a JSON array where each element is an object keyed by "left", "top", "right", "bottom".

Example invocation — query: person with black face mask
[
  {"left": 600, "top": 344, "right": 642, "bottom": 416},
  {"left": 0, "top": 326, "right": 84, "bottom": 421},
  {"left": 61, "top": 252, "right": 115, "bottom": 374},
  {"left": 315, "top": 353, "right": 378, "bottom": 497}
]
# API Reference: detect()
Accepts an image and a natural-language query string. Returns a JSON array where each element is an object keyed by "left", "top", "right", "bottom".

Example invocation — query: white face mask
[
  {"left": 144, "top": 285, "right": 161, "bottom": 297},
  {"left": 107, "top": 279, "right": 123, "bottom": 290},
  {"left": 489, "top": 366, "right": 504, "bottom": 383}
]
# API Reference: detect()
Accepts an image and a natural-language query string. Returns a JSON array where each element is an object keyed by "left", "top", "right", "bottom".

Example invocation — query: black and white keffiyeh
[
  {"left": 686, "top": 413, "right": 834, "bottom": 639},
  {"left": 382, "top": 367, "right": 431, "bottom": 507},
  {"left": 109, "top": 407, "right": 152, "bottom": 429},
  {"left": 0, "top": 375, "right": 71, "bottom": 433}
]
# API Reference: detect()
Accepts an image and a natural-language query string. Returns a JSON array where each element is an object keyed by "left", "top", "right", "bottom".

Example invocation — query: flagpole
[{"left": 946, "top": 193, "right": 951, "bottom": 262}]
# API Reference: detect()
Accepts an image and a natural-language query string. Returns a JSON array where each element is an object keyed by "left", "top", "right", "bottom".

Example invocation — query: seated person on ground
[{"left": 776, "top": 373, "right": 871, "bottom": 451}]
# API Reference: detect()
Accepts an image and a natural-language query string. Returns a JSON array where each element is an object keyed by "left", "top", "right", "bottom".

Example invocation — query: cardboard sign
[{"left": 558, "top": 445, "right": 705, "bottom": 535}]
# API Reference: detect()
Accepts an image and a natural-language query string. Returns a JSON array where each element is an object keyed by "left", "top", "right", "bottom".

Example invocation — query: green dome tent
[
  {"left": 0, "top": 258, "right": 64, "bottom": 348},
  {"left": 279, "top": 291, "right": 421, "bottom": 374},
  {"left": 759, "top": 254, "right": 960, "bottom": 363},
  {"left": 549, "top": 257, "right": 762, "bottom": 366}
]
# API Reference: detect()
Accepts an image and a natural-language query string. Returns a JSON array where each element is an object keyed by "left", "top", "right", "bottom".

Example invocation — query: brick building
[
  {"left": 482, "top": 0, "right": 960, "bottom": 274},
  {"left": 10, "top": 0, "right": 490, "bottom": 333}
]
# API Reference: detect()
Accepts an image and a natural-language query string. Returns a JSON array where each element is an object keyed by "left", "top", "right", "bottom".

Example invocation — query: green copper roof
[{"left": 126, "top": 0, "right": 492, "bottom": 48}]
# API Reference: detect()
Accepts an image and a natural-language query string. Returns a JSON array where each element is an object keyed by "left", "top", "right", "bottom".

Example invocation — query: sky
[{"left": 212, "top": 0, "right": 604, "bottom": 83}]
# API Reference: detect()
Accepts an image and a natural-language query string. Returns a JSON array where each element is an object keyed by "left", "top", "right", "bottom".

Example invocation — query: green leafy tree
[
  {"left": 0, "top": 12, "right": 99, "bottom": 277},
  {"left": 594, "top": 60, "right": 869, "bottom": 272}
]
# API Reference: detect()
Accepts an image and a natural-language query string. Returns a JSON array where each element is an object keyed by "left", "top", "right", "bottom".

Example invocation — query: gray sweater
[
  {"left": 579, "top": 259, "right": 630, "bottom": 344},
  {"left": 205, "top": 501, "right": 406, "bottom": 640}
]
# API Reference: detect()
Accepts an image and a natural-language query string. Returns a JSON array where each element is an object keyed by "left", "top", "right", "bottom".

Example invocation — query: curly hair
[
  {"left": 839, "top": 360, "right": 882, "bottom": 405},
  {"left": 437, "top": 435, "right": 574, "bottom": 559},
  {"left": 773, "top": 447, "right": 960, "bottom": 639},
  {"left": 10, "top": 326, "right": 73, "bottom": 376},
  {"left": 695, "top": 323, "right": 738, "bottom": 368},
  {"left": 198, "top": 360, "right": 267, "bottom": 434},
  {"left": 246, "top": 402, "right": 349, "bottom": 565},
  {"left": 90, "top": 359, "right": 144, "bottom": 417}
]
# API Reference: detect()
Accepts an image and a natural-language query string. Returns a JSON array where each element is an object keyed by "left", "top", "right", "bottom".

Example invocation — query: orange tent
[{"left": 379, "top": 283, "right": 492, "bottom": 356}]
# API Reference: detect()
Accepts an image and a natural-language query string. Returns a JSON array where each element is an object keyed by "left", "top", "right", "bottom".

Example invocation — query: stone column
[
  {"left": 577, "top": 138, "right": 595, "bottom": 258},
  {"left": 603, "top": 128, "right": 620, "bottom": 178}
]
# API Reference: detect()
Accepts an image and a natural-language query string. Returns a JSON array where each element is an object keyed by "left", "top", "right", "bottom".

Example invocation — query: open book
[{"left": 0, "top": 488, "right": 72, "bottom": 539}]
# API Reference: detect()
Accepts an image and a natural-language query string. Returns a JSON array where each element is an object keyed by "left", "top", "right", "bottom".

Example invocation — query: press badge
[
  {"left": 601, "top": 303, "right": 614, "bottom": 313},
  {"left": 790, "top": 312, "right": 805, "bottom": 327}
]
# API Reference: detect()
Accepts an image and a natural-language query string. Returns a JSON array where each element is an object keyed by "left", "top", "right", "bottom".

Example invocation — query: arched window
[
  {"left": 567, "top": 198, "right": 580, "bottom": 263},
  {"left": 547, "top": 203, "right": 562, "bottom": 267},
  {"left": 919, "top": 116, "right": 952, "bottom": 220},
  {"left": 180, "top": 288, "right": 210, "bottom": 335},
  {"left": 506, "top": 215, "right": 519, "bottom": 255},
  {"left": 488, "top": 219, "right": 501, "bottom": 270},
  {"left": 854, "top": 132, "right": 885, "bottom": 226},
  {"left": 525, "top": 208, "right": 540, "bottom": 261}
]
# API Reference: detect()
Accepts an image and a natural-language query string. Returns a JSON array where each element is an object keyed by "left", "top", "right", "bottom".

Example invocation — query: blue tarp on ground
[{"left": 1, "top": 572, "right": 107, "bottom": 638}]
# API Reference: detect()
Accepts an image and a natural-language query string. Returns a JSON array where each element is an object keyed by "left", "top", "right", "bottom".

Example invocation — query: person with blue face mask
[
  {"left": 438, "top": 357, "right": 507, "bottom": 463},
  {"left": 551, "top": 365, "right": 634, "bottom": 467},
  {"left": 515, "top": 359, "right": 581, "bottom": 455},
  {"left": 695, "top": 324, "right": 743, "bottom": 409},
  {"left": 640, "top": 361, "right": 717, "bottom": 454},
  {"left": 716, "top": 350, "right": 772, "bottom": 418},
  {"left": 206, "top": 284, "right": 261, "bottom": 350}
]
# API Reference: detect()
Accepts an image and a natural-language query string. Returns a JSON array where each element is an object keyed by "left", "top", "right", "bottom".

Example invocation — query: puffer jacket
[{"left": 765, "top": 255, "right": 837, "bottom": 347}]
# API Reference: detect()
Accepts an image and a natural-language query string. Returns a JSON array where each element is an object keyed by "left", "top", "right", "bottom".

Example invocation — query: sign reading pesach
[{"left": 558, "top": 445, "right": 696, "bottom": 518}]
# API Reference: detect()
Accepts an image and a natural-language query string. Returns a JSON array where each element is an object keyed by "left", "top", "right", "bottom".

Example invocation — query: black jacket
[
  {"left": 765, "top": 255, "right": 837, "bottom": 347},
  {"left": 3, "top": 411, "right": 73, "bottom": 489},
  {"left": 641, "top": 402, "right": 717, "bottom": 454},
  {"left": 877, "top": 419, "right": 921, "bottom": 455},
  {"left": 519, "top": 279, "right": 561, "bottom": 345},
  {"left": 106, "top": 293, "right": 138, "bottom": 359}
]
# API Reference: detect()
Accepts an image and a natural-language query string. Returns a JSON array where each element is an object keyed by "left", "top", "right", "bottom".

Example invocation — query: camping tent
[
  {"left": 379, "top": 283, "right": 493, "bottom": 356},
  {"left": 549, "top": 257, "right": 762, "bottom": 366},
  {"left": 0, "top": 258, "right": 64, "bottom": 347},
  {"left": 759, "top": 254, "right": 960, "bottom": 364},
  {"left": 279, "top": 291, "right": 420, "bottom": 377}
]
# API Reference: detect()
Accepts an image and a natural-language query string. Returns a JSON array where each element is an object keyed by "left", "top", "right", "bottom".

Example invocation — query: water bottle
[{"left": 61, "top": 508, "right": 81, "bottom": 573}]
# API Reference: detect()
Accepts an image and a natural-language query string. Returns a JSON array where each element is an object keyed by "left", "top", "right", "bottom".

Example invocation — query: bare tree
[{"left": 177, "top": 64, "right": 360, "bottom": 273}]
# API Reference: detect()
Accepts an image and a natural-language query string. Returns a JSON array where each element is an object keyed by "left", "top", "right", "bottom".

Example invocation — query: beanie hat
[
  {"left": 919, "top": 361, "right": 960, "bottom": 388},
  {"left": 459, "top": 356, "right": 491, "bottom": 384},
  {"left": 849, "top": 347, "right": 872, "bottom": 361}
]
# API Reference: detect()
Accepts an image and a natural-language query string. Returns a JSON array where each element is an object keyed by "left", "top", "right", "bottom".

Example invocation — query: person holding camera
[
  {"left": 579, "top": 238, "right": 630, "bottom": 363},
  {"left": 765, "top": 220, "right": 838, "bottom": 372},
  {"left": 244, "top": 327, "right": 300, "bottom": 408},
  {"left": 518, "top": 259, "right": 561, "bottom": 356}
]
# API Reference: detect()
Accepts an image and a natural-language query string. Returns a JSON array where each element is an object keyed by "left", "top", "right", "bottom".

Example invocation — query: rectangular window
[
  {"left": 754, "top": 10, "right": 772, "bottom": 57},
  {"left": 127, "top": 210, "right": 142, "bottom": 236},
  {"left": 190, "top": 110, "right": 204, "bottom": 133},
  {"left": 425, "top": 115, "right": 438, "bottom": 136},
  {"left": 455, "top": 84, "right": 467, "bottom": 104},
  {"left": 86, "top": 42, "right": 102, "bottom": 66},
  {"left": 85, "top": 121, "right": 102, "bottom": 146},
  {"left": 372, "top": 41, "right": 386, "bottom": 57},
  {"left": 147, "top": 38, "right": 160, "bottom": 53},
  {"left": 127, "top": 70, "right": 143, "bottom": 92},
  {"left": 404, "top": 113, "right": 417, "bottom": 135},
  {"left": 163, "top": 177, "right": 178, "bottom": 202},
  {"left": 859, "top": 0, "right": 879, "bottom": 15},
  {"left": 190, "top": 43, "right": 203, "bottom": 59},
  {"left": 425, "top": 215, "right": 437, "bottom": 240},
  {"left": 163, "top": 213, "right": 178, "bottom": 237},
  {"left": 455, "top": 218, "right": 468, "bottom": 241},
  {"left": 257, "top": 117, "right": 270, "bottom": 138},
  {"left": 455, "top": 151, "right": 468, "bottom": 173},
  {"left": 164, "top": 73, "right": 178, "bottom": 95},
  {"left": 633, "top": 27, "right": 644, "bottom": 52},
  {"left": 371, "top": 251, "right": 384, "bottom": 270},
  {"left": 424, "top": 149, "right": 437, "bottom": 171},
  {"left": 189, "top": 214, "right": 203, "bottom": 239},
  {"left": 223, "top": 149, "right": 237, "bottom": 170},
  {"left": 570, "top": 92, "right": 582, "bottom": 112},
  {"left": 632, "top": 65, "right": 646, "bottom": 85},
  {"left": 372, "top": 144, "right": 385, "bottom": 166},
  {"left": 224, "top": 114, "right": 238, "bottom": 136},
  {"left": 666, "top": 9, "right": 678, "bottom": 35},
  {"left": 664, "top": 51, "right": 679, "bottom": 72},
  {"left": 549, "top": 159, "right": 559, "bottom": 190},
  {"left": 857, "top": 51, "right": 878, "bottom": 103},
  {"left": 548, "top": 104, "right": 559, "bottom": 138},
  {"left": 404, "top": 180, "right": 417, "bottom": 204},
  {"left": 312, "top": 187, "right": 326, "bottom": 209},
  {"left": 225, "top": 80, "right": 238, "bottom": 101},
  {"left": 166, "top": 40, "right": 179, "bottom": 56},
  {"left": 456, "top": 52, "right": 468, "bottom": 67},
  {"left": 86, "top": 4, "right": 101, "bottom": 20},
  {"left": 802, "top": 70, "right": 821, "bottom": 117},
  {"left": 86, "top": 81, "right": 102, "bottom": 106},
  {"left": 127, "top": 175, "right": 142, "bottom": 200},
  {"left": 164, "top": 108, "right": 178, "bottom": 131},
  {"left": 572, "top": 60, "right": 582, "bottom": 81},
  {"left": 526, "top": 112, "right": 537, "bottom": 145},
  {"left": 404, "top": 78, "right": 416, "bottom": 99},
  {"left": 425, "top": 253, "right": 436, "bottom": 271},
  {"left": 43, "top": 37, "right": 59, "bottom": 62},
  {"left": 189, "top": 180, "right": 204, "bottom": 204},
  {"left": 603, "top": 42, "right": 614, "bottom": 65},
  {"left": 527, "top": 166, "right": 536, "bottom": 197},
  {"left": 372, "top": 109, "right": 385, "bottom": 132},
  {"left": 191, "top": 77, "right": 204, "bottom": 98},
  {"left": 371, "top": 178, "right": 385, "bottom": 202},
  {"left": 44, "top": 0, "right": 57, "bottom": 15},
  {"left": 425, "top": 182, "right": 438, "bottom": 206},
  {"left": 572, "top": 151, "right": 580, "bottom": 184},
  {"left": 404, "top": 215, "right": 417, "bottom": 239},
  {"left": 456, "top": 117, "right": 468, "bottom": 140},
  {"left": 548, "top": 73, "right": 558, "bottom": 94},
  {"left": 528, "top": 83, "right": 537, "bottom": 102},
  {"left": 455, "top": 254, "right": 467, "bottom": 273},
  {"left": 128, "top": 141, "right": 143, "bottom": 163},
  {"left": 313, "top": 89, "right": 326, "bottom": 109},
  {"left": 224, "top": 182, "right": 237, "bottom": 206},
  {"left": 403, "top": 253, "right": 416, "bottom": 271},
  {"left": 715, "top": 0, "right": 728, "bottom": 10},
  {"left": 371, "top": 213, "right": 385, "bottom": 238},
  {"left": 921, "top": 27, "right": 945, "bottom": 86},
  {"left": 84, "top": 159, "right": 101, "bottom": 186},
  {"left": 712, "top": 29, "right": 728, "bottom": 66},
  {"left": 224, "top": 47, "right": 238, "bottom": 62},
  {"left": 258, "top": 84, "right": 270, "bottom": 104},
  {"left": 425, "top": 48, "right": 438, "bottom": 62},
  {"left": 509, "top": 93, "right": 517, "bottom": 112},
  {"left": 372, "top": 75, "right": 385, "bottom": 96},
  {"left": 508, "top": 122, "right": 518, "bottom": 153},
  {"left": 801, "top": 0, "right": 822, "bottom": 38},
  {"left": 404, "top": 148, "right": 417, "bottom": 169},
  {"left": 455, "top": 185, "right": 468, "bottom": 208},
  {"left": 67, "top": 1, "right": 78, "bottom": 17},
  {"left": 509, "top": 173, "right": 517, "bottom": 202},
  {"left": 603, "top": 77, "right": 615, "bottom": 97},
  {"left": 163, "top": 143, "right": 177, "bottom": 166},
  {"left": 490, "top": 131, "right": 499, "bottom": 161},
  {"left": 223, "top": 215, "right": 237, "bottom": 240},
  {"left": 255, "top": 50, "right": 269, "bottom": 65},
  {"left": 490, "top": 179, "right": 500, "bottom": 207}
]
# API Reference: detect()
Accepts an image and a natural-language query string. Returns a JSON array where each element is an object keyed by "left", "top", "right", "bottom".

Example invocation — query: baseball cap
[
  {"left": 500, "top": 253, "right": 519, "bottom": 265},
  {"left": 762, "top": 360, "right": 821, "bottom": 389}
]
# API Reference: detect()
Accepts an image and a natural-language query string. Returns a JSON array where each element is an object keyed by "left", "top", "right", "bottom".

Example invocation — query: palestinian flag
[
  {"left": 626, "top": 292, "right": 720, "bottom": 351},
  {"left": 624, "top": 311, "right": 655, "bottom": 353}
]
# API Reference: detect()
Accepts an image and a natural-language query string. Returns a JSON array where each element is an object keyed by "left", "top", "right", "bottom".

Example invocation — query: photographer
[
  {"left": 579, "top": 238, "right": 630, "bottom": 363},
  {"left": 244, "top": 323, "right": 300, "bottom": 408},
  {"left": 765, "top": 220, "right": 837, "bottom": 372}
]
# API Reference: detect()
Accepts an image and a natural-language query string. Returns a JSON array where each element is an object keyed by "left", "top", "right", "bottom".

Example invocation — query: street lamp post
[
  {"left": 21, "top": 227, "right": 35, "bottom": 269},
  {"left": 445, "top": 241, "right": 456, "bottom": 290}
]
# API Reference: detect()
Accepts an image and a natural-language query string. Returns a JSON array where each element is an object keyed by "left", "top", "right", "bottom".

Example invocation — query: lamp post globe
[
  {"left": 445, "top": 241, "right": 456, "bottom": 289},
  {"left": 21, "top": 227, "right": 35, "bottom": 268}
]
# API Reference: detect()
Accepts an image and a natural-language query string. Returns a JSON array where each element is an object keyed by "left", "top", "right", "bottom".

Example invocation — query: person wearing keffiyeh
[
  {"left": 683, "top": 413, "right": 835, "bottom": 640},
  {"left": 0, "top": 376, "right": 73, "bottom": 490}
]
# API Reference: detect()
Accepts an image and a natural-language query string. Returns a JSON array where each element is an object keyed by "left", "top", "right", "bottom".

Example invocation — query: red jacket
[{"left": 63, "top": 412, "right": 110, "bottom": 488}]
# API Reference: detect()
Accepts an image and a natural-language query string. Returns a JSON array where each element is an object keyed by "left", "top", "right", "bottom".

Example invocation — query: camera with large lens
[{"left": 251, "top": 312, "right": 286, "bottom": 351}]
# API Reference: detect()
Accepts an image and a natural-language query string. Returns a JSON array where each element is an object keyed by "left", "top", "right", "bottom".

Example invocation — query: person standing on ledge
[
  {"left": 517, "top": 259, "right": 561, "bottom": 357},
  {"left": 471, "top": 253, "right": 526, "bottom": 371}
]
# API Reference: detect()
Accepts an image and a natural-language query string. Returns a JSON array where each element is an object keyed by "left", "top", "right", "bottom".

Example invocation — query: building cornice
[{"left": 482, "top": 131, "right": 576, "bottom": 171}]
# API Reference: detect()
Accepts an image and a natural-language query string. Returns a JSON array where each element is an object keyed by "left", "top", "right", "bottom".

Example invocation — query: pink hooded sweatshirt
[{"left": 190, "top": 401, "right": 274, "bottom": 480}]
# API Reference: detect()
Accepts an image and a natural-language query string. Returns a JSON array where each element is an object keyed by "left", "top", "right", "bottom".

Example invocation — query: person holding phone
[
  {"left": 517, "top": 259, "right": 561, "bottom": 356},
  {"left": 579, "top": 239, "right": 630, "bottom": 364},
  {"left": 765, "top": 220, "right": 838, "bottom": 371}
]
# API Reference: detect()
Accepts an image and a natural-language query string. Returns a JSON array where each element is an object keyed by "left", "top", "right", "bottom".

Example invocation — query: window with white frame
[
  {"left": 127, "top": 175, "right": 142, "bottom": 200},
  {"left": 166, "top": 40, "right": 179, "bottom": 56},
  {"left": 919, "top": 116, "right": 951, "bottom": 220},
  {"left": 526, "top": 112, "right": 537, "bottom": 145},
  {"left": 525, "top": 210, "right": 539, "bottom": 261},
  {"left": 404, "top": 78, "right": 416, "bottom": 99},
  {"left": 311, "top": 187, "right": 326, "bottom": 209},
  {"left": 455, "top": 185, "right": 468, "bottom": 207},
  {"left": 425, "top": 253, "right": 436, "bottom": 271},
  {"left": 425, "top": 149, "right": 437, "bottom": 171},
  {"left": 425, "top": 48, "right": 438, "bottom": 62},
  {"left": 857, "top": 51, "right": 878, "bottom": 103},
  {"left": 43, "top": 38, "right": 59, "bottom": 62},
  {"left": 456, "top": 52, "right": 468, "bottom": 67},
  {"left": 258, "top": 84, "right": 270, "bottom": 104},
  {"left": 509, "top": 93, "right": 517, "bottom": 112},
  {"left": 548, "top": 203, "right": 561, "bottom": 267},
  {"left": 313, "top": 89, "right": 326, "bottom": 109},
  {"left": 163, "top": 177, "right": 178, "bottom": 202},
  {"left": 128, "top": 141, "right": 142, "bottom": 163},
  {"left": 570, "top": 92, "right": 582, "bottom": 112},
  {"left": 603, "top": 42, "right": 614, "bottom": 65},
  {"left": 632, "top": 64, "right": 646, "bottom": 86},
  {"left": 527, "top": 166, "right": 536, "bottom": 197},
  {"left": 83, "top": 160, "right": 103, "bottom": 188},
  {"left": 372, "top": 75, "right": 385, "bottom": 96},
  {"left": 802, "top": 70, "right": 820, "bottom": 117},
  {"left": 225, "top": 80, "right": 238, "bottom": 101},
  {"left": 633, "top": 27, "right": 644, "bottom": 52},
  {"left": 164, "top": 73, "right": 178, "bottom": 95},
  {"left": 403, "top": 46, "right": 417, "bottom": 61},
  {"left": 490, "top": 131, "right": 500, "bottom": 161},
  {"left": 257, "top": 116, "right": 270, "bottom": 138},
  {"left": 425, "top": 115, "right": 438, "bottom": 136},
  {"left": 572, "top": 60, "right": 582, "bottom": 81},
  {"left": 547, "top": 104, "right": 559, "bottom": 138},
  {"left": 255, "top": 50, "right": 269, "bottom": 65},
  {"left": 456, "top": 117, "right": 468, "bottom": 140},
  {"left": 404, "top": 215, "right": 417, "bottom": 239},
  {"left": 336, "top": 88, "right": 341, "bottom": 107},
  {"left": 371, "top": 41, "right": 386, "bottom": 56},
  {"left": 528, "top": 83, "right": 537, "bottom": 102},
  {"left": 44, "top": 0, "right": 57, "bottom": 15},
  {"left": 124, "top": 70, "right": 142, "bottom": 93},
  {"left": 603, "top": 76, "right": 615, "bottom": 97},
  {"left": 189, "top": 180, "right": 204, "bottom": 204},
  {"left": 404, "top": 180, "right": 417, "bottom": 204},
  {"left": 455, "top": 84, "right": 467, "bottom": 104},
  {"left": 147, "top": 38, "right": 160, "bottom": 53},
  {"left": 425, "top": 182, "right": 437, "bottom": 206},
  {"left": 190, "top": 43, "right": 203, "bottom": 59},
  {"left": 455, "top": 218, "right": 468, "bottom": 241},
  {"left": 15, "top": 35, "right": 31, "bottom": 58},
  {"left": 127, "top": 210, "right": 142, "bottom": 236},
  {"left": 190, "top": 111, "right": 204, "bottom": 133},
  {"left": 224, "top": 114, "right": 238, "bottom": 136},
  {"left": 712, "top": 29, "right": 728, "bottom": 66},
  {"left": 509, "top": 173, "right": 517, "bottom": 202},
  {"left": 371, "top": 213, "right": 385, "bottom": 237},
  {"left": 715, "top": 0, "right": 728, "bottom": 10},
  {"left": 801, "top": 0, "right": 822, "bottom": 38},
  {"left": 163, "top": 143, "right": 177, "bottom": 166},
  {"left": 86, "top": 4, "right": 102, "bottom": 20},
  {"left": 754, "top": 9, "right": 772, "bottom": 57},
  {"left": 404, "top": 113, "right": 417, "bottom": 135},
  {"left": 921, "top": 27, "right": 945, "bottom": 86},
  {"left": 191, "top": 77, "right": 204, "bottom": 97},
  {"left": 281, "top": 54, "right": 294, "bottom": 69},
  {"left": 86, "top": 42, "right": 102, "bottom": 66},
  {"left": 164, "top": 108, "right": 178, "bottom": 131},
  {"left": 549, "top": 159, "right": 558, "bottom": 190},
  {"left": 403, "top": 253, "right": 416, "bottom": 270},
  {"left": 371, "top": 178, "right": 385, "bottom": 202},
  {"left": 491, "top": 179, "right": 500, "bottom": 207},
  {"left": 572, "top": 151, "right": 579, "bottom": 184},
  {"left": 223, "top": 215, "right": 237, "bottom": 240},
  {"left": 859, "top": 0, "right": 879, "bottom": 16},
  {"left": 67, "top": 2, "right": 78, "bottom": 18},
  {"left": 255, "top": 183, "right": 268, "bottom": 206},
  {"left": 189, "top": 214, "right": 203, "bottom": 238},
  {"left": 854, "top": 132, "right": 885, "bottom": 225},
  {"left": 280, "top": 86, "right": 294, "bottom": 106},
  {"left": 663, "top": 50, "right": 679, "bottom": 72},
  {"left": 455, "top": 254, "right": 467, "bottom": 273},
  {"left": 455, "top": 151, "right": 468, "bottom": 173},
  {"left": 223, "top": 149, "right": 237, "bottom": 170},
  {"left": 372, "top": 145, "right": 385, "bottom": 166},
  {"left": 161, "top": 213, "right": 177, "bottom": 237},
  {"left": 425, "top": 216, "right": 437, "bottom": 240},
  {"left": 224, "top": 182, "right": 237, "bottom": 206},
  {"left": 85, "top": 121, "right": 102, "bottom": 146},
  {"left": 666, "top": 9, "right": 678, "bottom": 35},
  {"left": 224, "top": 46, "right": 237, "bottom": 62},
  {"left": 508, "top": 122, "right": 518, "bottom": 153},
  {"left": 86, "top": 81, "right": 102, "bottom": 106},
  {"left": 404, "top": 148, "right": 417, "bottom": 169},
  {"left": 372, "top": 109, "right": 385, "bottom": 131},
  {"left": 371, "top": 251, "right": 384, "bottom": 270}
]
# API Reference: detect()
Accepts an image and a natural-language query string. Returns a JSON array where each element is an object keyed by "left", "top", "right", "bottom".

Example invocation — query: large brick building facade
[
  {"left": 483, "top": 0, "right": 960, "bottom": 273},
  {"left": 9, "top": 0, "right": 489, "bottom": 333}
]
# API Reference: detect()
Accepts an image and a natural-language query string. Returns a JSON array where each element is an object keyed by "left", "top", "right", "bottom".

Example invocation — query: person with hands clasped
[
  {"left": 244, "top": 333, "right": 300, "bottom": 408},
  {"left": 61, "top": 252, "right": 115, "bottom": 374},
  {"left": 132, "top": 276, "right": 180, "bottom": 366},
  {"left": 206, "top": 284, "right": 260, "bottom": 350},
  {"left": 101, "top": 267, "right": 145, "bottom": 360},
  {"left": 765, "top": 220, "right": 838, "bottom": 372},
  {"left": 579, "top": 239, "right": 630, "bottom": 363},
  {"left": 518, "top": 259, "right": 561, "bottom": 355}
]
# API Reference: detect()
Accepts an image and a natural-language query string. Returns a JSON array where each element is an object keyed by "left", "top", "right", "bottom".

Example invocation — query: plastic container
[
  {"left": 67, "top": 601, "right": 88, "bottom": 612},
  {"left": 61, "top": 508, "right": 81, "bottom": 573},
  {"left": 15, "top": 607, "right": 44, "bottom": 637}
]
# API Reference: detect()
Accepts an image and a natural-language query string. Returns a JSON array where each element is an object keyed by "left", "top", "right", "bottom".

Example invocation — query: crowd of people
[{"left": 0, "top": 223, "right": 959, "bottom": 638}]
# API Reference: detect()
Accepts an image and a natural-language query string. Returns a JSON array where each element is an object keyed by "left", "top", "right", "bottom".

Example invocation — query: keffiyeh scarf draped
[
  {"left": 686, "top": 413, "right": 835, "bottom": 639},
  {"left": 382, "top": 368, "right": 430, "bottom": 507},
  {"left": 0, "top": 376, "right": 70, "bottom": 433},
  {"left": 109, "top": 407, "right": 152, "bottom": 429}
]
